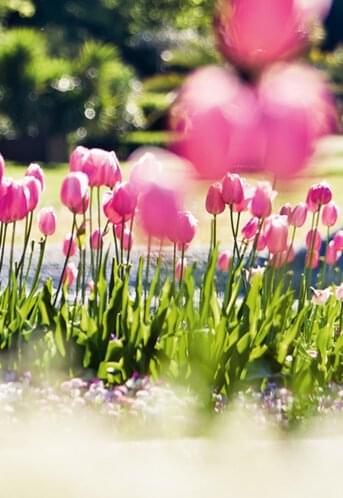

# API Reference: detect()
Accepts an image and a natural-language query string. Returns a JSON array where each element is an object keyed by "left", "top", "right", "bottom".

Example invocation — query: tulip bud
[
  {"left": 23, "top": 176, "right": 41, "bottom": 212},
  {"left": 206, "top": 183, "right": 225, "bottom": 215},
  {"left": 251, "top": 182, "right": 273, "bottom": 218},
  {"left": 62, "top": 233, "right": 77, "bottom": 257},
  {"left": 289, "top": 203, "right": 308, "bottom": 227},
  {"left": 322, "top": 201, "right": 339, "bottom": 227},
  {"left": 108, "top": 182, "right": 137, "bottom": 221},
  {"left": 173, "top": 211, "right": 198, "bottom": 245},
  {"left": 26, "top": 163, "right": 45, "bottom": 191},
  {"left": 305, "top": 228, "right": 322, "bottom": 251},
  {"left": 63, "top": 262, "right": 78, "bottom": 287},
  {"left": 90, "top": 229, "right": 103, "bottom": 251},
  {"left": 222, "top": 173, "right": 244, "bottom": 205},
  {"left": 217, "top": 250, "right": 231, "bottom": 272},
  {"left": 38, "top": 207, "right": 57, "bottom": 236},
  {"left": 264, "top": 215, "right": 288, "bottom": 254},
  {"left": 334, "top": 231, "right": 343, "bottom": 251},
  {"left": 241, "top": 217, "right": 259, "bottom": 240},
  {"left": 326, "top": 240, "right": 338, "bottom": 265},
  {"left": 60, "top": 172, "right": 89, "bottom": 214},
  {"left": 279, "top": 203, "right": 292, "bottom": 218}
]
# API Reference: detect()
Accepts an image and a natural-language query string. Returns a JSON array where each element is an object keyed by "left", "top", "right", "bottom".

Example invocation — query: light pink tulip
[
  {"left": 334, "top": 231, "right": 343, "bottom": 251},
  {"left": 251, "top": 182, "right": 273, "bottom": 218},
  {"left": 264, "top": 215, "right": 289, "bottom": 254},
  {"left": 63, "top": 262, "right": 78, "bottom": 287},
  {"left": 241, "top": 217, "right": 259, "bottom": 240},
  {"left": 171, "top": 66, "right": 264, "bottom": 180},
  {"left": 25, "top": 163, "right": 45, "bottom": 191},
  {"left": 305, "top": 228, "right": 322, "bottom": 251},
  {"left": 311, "top": 287, "right": 331, "bottom": 305},
  {"left": 139, "top": 184, "right": 180, "bottom": 240},
  {"left": 70, "top": 147, "right": 121, "bottom": 188},
  {"left": 60, "top": 172, "right": 89, "bottom": 214},
  {"left": 222, "top": 173, "right": 244, "bottom": 205},
  {"left": 63, "top": 233, "right": 77, "bottom": 257},
  {"left": 23, "top": 176, "right": 41, "bottom": 212},
  {"left": 326, "top": 240, "right": 338, "bottom": 265},
  {"left": 90, "top": 229, "right": 103, "bottom": 250},
  {"left": 336, "top": 283, "right": 343, "bottom": 301},
  {"left": 38, "top": 207, "right": 57, "bottom": 236},
  {"left": 289, "top": 202, "right": 308, "bottom": 227},
  {"left": 206, "top": 183, "right": 225, "bottom": 215},
  {"left": 322, "top": 201, "right": 339, "bottom": 227},
  {"left": 215, "top": 0, "right": 331, "bottom": 71},
  {"left": 217, "top": 250, "right": 231, "bottom": 272},
  {"left": 305, "top": 249, "right": 320, "bottom": 269}
]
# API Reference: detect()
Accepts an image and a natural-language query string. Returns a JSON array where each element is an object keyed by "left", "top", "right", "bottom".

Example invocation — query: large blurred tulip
[
  {"left": 170, "top": 66, "right": 263, "bottom": 180},
  {"left": 60, "top": 172, "right": 89, "bottom": 214},
  {"left": 129, "top": 152, "right": 163, "bottom": 194},
  {"left": 215, "top": 0, "right": 331, "bottom": 71},
  {"left": 139, "top": 184, "right": 180, "bottom": 240}
]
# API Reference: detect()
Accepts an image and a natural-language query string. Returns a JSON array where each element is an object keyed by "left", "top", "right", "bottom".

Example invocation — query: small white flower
[{"left": 311, "top": 287, "right": 331, "bottom": 305}]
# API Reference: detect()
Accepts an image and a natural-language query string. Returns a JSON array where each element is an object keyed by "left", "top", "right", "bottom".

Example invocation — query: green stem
[
  {"left": 0, "top": 223, "right": 8, "bottom": 275},
  {"left": 8, "top": 221, "right": 16, "bottom": 284},
  {"left": 53, "top": 215, "right": 76, "bottom": 306},
  {"left": 179, "top": 244, "right": 185, "bottom": 288},
  {"left": 29, "top": 237, "right": 46, "bottom": 295},
  {"left": 213, "top": 214, "right": 217, "bottom": 250},
  {"left": 89, "top": 187, "right": 95, "bottom": 279},
  {"left": 126, "top": 213, "right": 135, "bottom": 266}
]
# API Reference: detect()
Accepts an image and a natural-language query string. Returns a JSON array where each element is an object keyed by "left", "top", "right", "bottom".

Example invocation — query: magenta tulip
[
  {"left": 63, "top": 233, "right": 77, "bottom": 257},
  {"left": 60, "top": 172, "right": 89, "bottom": 214},
  {"left": 169, "top": 211, "right": 198, "bottom": 246},
  {"left": 279, "top": 203, "right": 292, "bottom": 218},
  {"left": 217, "top": 250, "right": 231, "bottom": 272},
  {"left": 222, "top": 173, "right": 244, "bottom": 205},
  {"left": 322, "top": 201, "right": 339, "bottom": 227},
  {"left": 289, "top": 203, "right": 308, "bottom": 227},
  {"left": 23, "top": 176, "right": 41, "bottom": 212},
  {"left": 206, "top": 183, "right": 225, "bottom": 215},
  {"left": 306, "top": 182, "right": 333, "bottom": 212},
  {"left": 0, "top": 153, "right": 5, "bottom": 184},
  {"left": 326, "top": 240, "right": 338, "bottom": 265},
  {"left": 0, "top": 180, "right": 30, "bottom": 223},
  {"left": 305, "top": 228, "right": 322, "bottom": 251},
  {"left": 333, "top": 231, "right": 343, "bottom": 251},
  {"left": 251, "top": 182, "right": 273, "bottom": 218},
  {"left": 38, "top": 207, "right": 57, "bottom": 236},
  {"left": 25, "top": 163, "right": 45, "bottom": 191},
  {"left": 264, "top": 215, "right": 288, "bottom": 254},
  {"left": 241, "top": 217, "right": 259, "bottom": 240},
  {"left": 70, "top": 147, "right": 121, "bottom": 188},
  {"left": 108, "top": 182, "right": 137, "bottom": 222},
  {"left": 90, "top": 229, "right": 103, "bottom": 251}
]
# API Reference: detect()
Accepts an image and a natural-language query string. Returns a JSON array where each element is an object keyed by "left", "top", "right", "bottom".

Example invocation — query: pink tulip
[
  {"left": 63, "top": 262, "right": 78, "bottom": 287},
  {"left": 322, "top": 201, "right": 339, "bottom": 227},
  {"left": 216, "top": 0, "right": 331, "bottom": 71},
  {"left": 107, "top": 182, "right": 137, "bottom": 222},
  {"left": 171, "top": 66, "right": 264, "bottom": 180},
  {"left": 70, "top": 147, "right": 121, "bottom": 188},
  {"left": 264, "top": 215, "right": 289, "bottom": 254},
  {"left": 0, "top": 153, "right": 5, "bottom": 183},
  {"left": 169, "top": 211, "right": 198, "bottom": 246},
  {"left": 103, "top": 191, "right": 122, "bottom": 225},
  {"left": 176, "top": 258, "right": 187, "bottom": 280},
  {"left": 325, "top": 240, "right": 338, "bottom": 265},
  {"left": 70, "top": 146, "right": 89, "bottom": 170},
  {"left": 129, "top": 152, "right": 163, "bottom": 194},
  {"left": 305, "top": 249, "right": 320, "bottom": 269},
  {"left": 206, "top": 183, "right": 225, "bottom": 215},
  {"left": 306, "top": 182, "right": 333, "bottom": 212},
  {"left": 279, "top": 203, "right": 292, "bottom": 218},
  {"left": 256, "top": 234, "right": 267, "bottom": 251},
  {"left": 270, "top": 251, "right": 288, "bottom": 269},
  {"left": 0, "top": 180, "right": 30, "bottom": 223},
  {"left": 122, "top": 229, "right": 133, "bottom": 251},
  {"left": 25, "top": 163, "right": 45, "bottom": 191},
  {"left": 222, "top": 173, "right": 244, "bottom": 205},
  {"left": 38, "top": 207, "right": 57, "bottom": 236},
  {"left": 60, "top": 172, "right": 89, "bottom": 214},
  {"left": 289, "top": 202, "right": 308, "bottom": 227},
  {"left": 90, "top": 229, "right": 103, "bottom": 250},
  {"left": 217, "top": 250, "right": 231, "bottom": 272},
  {"left": 23, "top": 176, "right": 41, "bottom": 212},
  {"left": 305, "top": 228, "right": 322, "bottom": 251},
  {"left": 241, "top": 217, "right": 259, "bottom": 240},
  {"left": 139, "top": 184, "right": 180, "bottom": 240},
  {"left": 251, "top": 182, "right": 273, "bottom": 218},
  {"left": 258, "top": 64, "right": 336, "bottom": 178},
  {"left": 63, "top": 233, "right": 77, "bottom": 257},
  {"left": 334, "top": 231, "right": 343, "bottom": 252},
  {"left": 232, "top": 182, "right": 254, "bottom": 213},
  {"left": 311, "top": 287, "right": 331, "bottom": 305}
]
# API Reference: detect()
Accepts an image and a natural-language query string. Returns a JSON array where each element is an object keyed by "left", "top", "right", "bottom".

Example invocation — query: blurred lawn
[{"left": 6, "top": 135, "right": 343, "bottom": 249}]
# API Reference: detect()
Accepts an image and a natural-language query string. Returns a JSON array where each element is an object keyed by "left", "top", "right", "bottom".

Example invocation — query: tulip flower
[
  {"left": 63, "top": 233, "right": 77, "bottom": 257},
  {"left": 305, "top": 228, "right": 322, "bottom": 251},
  {"left": 0, "top": 180, "right": 30, "bottom": 223},
  {"left": 325, "top": 240, "right": 338, "bottom": 265},
  {"left": 256, "top": 234, "right": 267, "bottom": 252},
  {"left": 289, "top": 203, "right": 308, "bottom": 227},
  {"left": 251, "top": 182, "right": 274, "bottom": 218},
  {"left": 103, "top": 191, "right": 122, "bottom": 225},
  {"left": 60, "top": 172, "right": 89, "bottom": 214},
  {"left": 122, "top": 229, "right": 133, "bottom": 252},
  {"left": 306, "top": 182, "right": 333, "bottom": 212},
  {"left": 322, "top": 202, "right": 339, "bottom": 227},
  {"left": 0, "top": 153, "right": 5, "bottom": 184},
  {"left": 334, "top": 231, "right": 343, "bottom": 251},
  {"left": 232, "top": 182, "right": 254, "bottom": 213},
  {"left": 241, "top": 217, "right": 259, "bottom": 240},
  {"left": 217, "top": 250, "right": 231, "bottom": 272},
  {"left": 222, "top": 174, "right": 244, "bottom": 206},
  {"left": 139, "top": 184, "right": 180, "bottom": 240},
  {"left": 336, "top": 283, "right": 343, "bottom": 301},
  {"left": 25, "top": 163, "right": 45, "bottom": 191},
  {"left": 305, "top": 249, "right": 320, "bottom": 269},
  {"left": 206, "top": 183, "right": 225, "bottom": 215},
  {"left": 171, "top": 211, "right": 198, "bottom": 246},
  {"left": 63, "top": 262, "right": 78, "bottom": 287},
  {"left": 264, "top": 215, "right": 289, "bottom": 254},
  {"left": 215, "top": 0, "right": 331, "bottom": 71},
  {"left": 107, "top": 182, "right": 137, "bottom": 222},
  {"left": 90, "top": 229, "right": 103, "bottom": 251},
  {"left": 23, "top": 177, "right": 41, "bottom": 212},
  {"left": 311, "top": 287, "right": 331, "bottom": 305},
  {"left": 38, "top": 207, "right": 57, "bottom": 237},
  {"left": 70, "top": 147, "right": 121, "bottom": 188},
  {"left": 279, "top": 203, "right": 292, "bottom": 218}
]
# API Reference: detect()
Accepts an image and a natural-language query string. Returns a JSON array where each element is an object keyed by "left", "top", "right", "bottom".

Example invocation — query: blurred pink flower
[
  {"left": 107, "top": 182, "right": 137, "bottom": 222},
  {"left": 264, "top": 215, "right": 289, "bottom": 254},
  {"left": 336, "top": 283, "right": 343, "bottom": 301},
  {"left": 129, "top": 152, "right": 163, "bottom": 194},
  {"left": 306, "top": 228, "right": 322, "bottom": 251},
  {"left": 222, "top": 173, "right": 244, "bottom": 205},
  {"left": 306, "top": 249, "right": 320, "bottom": 269},
  {"left": 63, "top": 233, "right": 77, "bottom": 257},
  {"left": 334, "top": 231, "right": 343, "bottom": 251},
  {"left": 289, "top": 202, "right": 308, "bottom": 227},
  {"left": 63, "top": 262, "right": 78, "bottom": 287},
  {"left": 90, "top": 229, "right": 103, "bottom": 251},
  {"left": 217, "top": 250, "right": 231, "bottom": 272},
  {"left": 241, "top": 217, "right": 259, "bottom": 240},
  {"left": 311, "top": 287, "right": 331, "bottom": 305},
  {"left": 326, "top": 240, "right": 338, "bottom": 265},
  {"left": 322, "top": 201, "right": 339, "bottom": 227},
  {"left": 38, "top": 207, "right": 57, "bottom": 236}
]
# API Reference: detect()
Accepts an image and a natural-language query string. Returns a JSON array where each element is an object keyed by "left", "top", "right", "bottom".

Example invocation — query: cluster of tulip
[
  {"left": 171, "top": 0, "right": 336, "bottom": 181},
  {"left": 207, "top": 174, "right": 343, "bottom": 296}
]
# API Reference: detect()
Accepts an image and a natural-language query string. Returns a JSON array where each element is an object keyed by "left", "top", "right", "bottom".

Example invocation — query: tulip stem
[
  {"left": 172, "top": 242, "right": 177, "bottom": 287},
  {"left": 16, "top": 211, "right": 33, "bottom": 277},
  {"left": 95, "top": 186, "right": 102, "bottom": 279},
  {"left": 126, "top": 214, "right": 135, "bottom": 267},
  {"left": 179, "top": 244, "right": 185, "bottom": 288},
  {"left": 0, "top": 223, "right": 8, "bottom": 276},
  {"left": 144, "top": 235, "right": 152, "bottom": 320},
  {"left": 8, "top": 221, "right": 16, "bottom": 284},
  {"left": 213, "top": 214, "right": 217, "bottom": 250},
  {"left": 53, "top": 215, "right": 76, "bottom": 306},
  {"left": 89, "top": 187, "right": 95, "bottom": 280},
  {"left": 29, "top": 237, "right": 46, "bottom": 296},
  {"left": 112, "top": 225, "right": 120, "bottom": 263},
  {"left": 229, "top": 206, "right": 240, "bottom": 262},
  {"left": 339, "top": 302, "right": 343, "bottom": 333}
]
